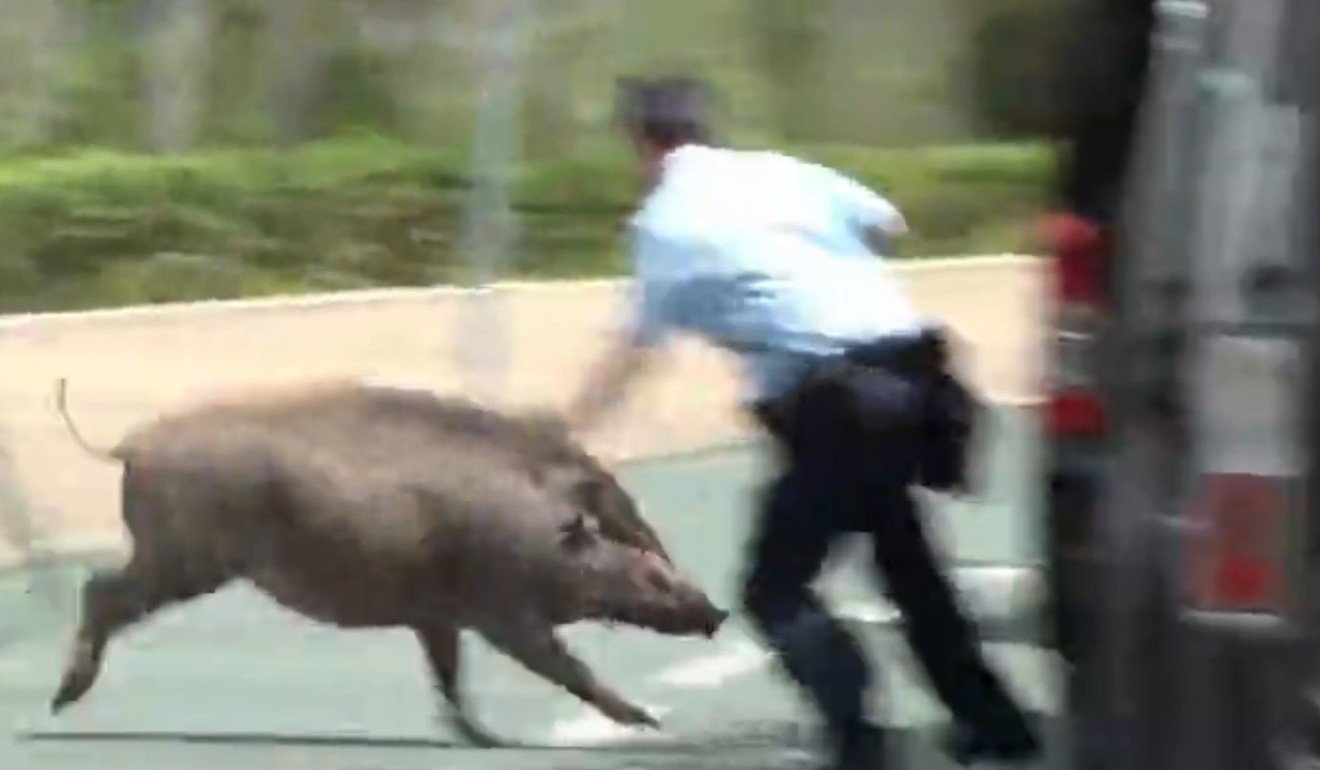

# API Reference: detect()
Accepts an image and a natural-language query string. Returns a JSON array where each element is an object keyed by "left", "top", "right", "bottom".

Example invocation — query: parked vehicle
[{"left": 1041, "top": 0, "right": 1319, "bottom": 767}]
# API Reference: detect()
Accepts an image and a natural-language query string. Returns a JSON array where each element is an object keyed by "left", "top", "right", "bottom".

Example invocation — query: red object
[
  {"left": 1213, "top": 557, "right": 1274, "bottom": 606},
  {"left": 1042, "top": 211, "right": 1109, "bottom": 439},
  {"left": 1189, "top": 473, "right": 1288, "bottom": 611},
  {"left": 1045, "top": 389, "right": 1107, "bottom": 436},
  {"left": 1041, "top": 212, "right": 1107, "bottom": 304}
]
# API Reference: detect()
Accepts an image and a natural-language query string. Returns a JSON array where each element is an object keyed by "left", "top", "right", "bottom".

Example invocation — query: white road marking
[
  {"left": 832, "top": 566, "right": 1043, "bottom": 626},
  {"left": 542, "top": 632, "right": 1056, "bottom": 746},
  {"left": 645, "top": 583, "right": 1027, "bottom": 695},
  {"left": 545, "top": 702, "right": 673, "bottom": 747},
  {"left": 653, "top": 640, "right": 769, "bottom": 688},
  {"left": 643, "top": 599, "right": 910, "bottom": 694},
  {"left": 836, "top": 601, "right": 902, "bottom": 625}
]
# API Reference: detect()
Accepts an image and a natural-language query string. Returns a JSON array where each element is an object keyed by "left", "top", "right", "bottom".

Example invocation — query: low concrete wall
[{"left": 0, "top": 255, "right": 1046, "bottom": 563}]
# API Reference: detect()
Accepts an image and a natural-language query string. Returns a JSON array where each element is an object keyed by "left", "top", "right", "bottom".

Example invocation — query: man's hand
[
  {"left": 564, "top": 337, "right": 655, "bottom": 435},
  {"left": 861, "top": 217, "right": 907, "bottom": 256}
]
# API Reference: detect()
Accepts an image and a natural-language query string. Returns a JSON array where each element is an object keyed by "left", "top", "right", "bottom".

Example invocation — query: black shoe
[
  {"left": 942, "top": 720, "right": 1042, "bottom": 766},
  {"left": 827, "top": 722, "right": 886, "bottom": 770}
]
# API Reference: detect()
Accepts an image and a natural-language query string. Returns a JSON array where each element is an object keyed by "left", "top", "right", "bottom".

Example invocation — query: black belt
[
  {"left": 752, "top": 325, "right": 980, "bottom": 493},
  {"left": 841, "top": 326, "right": 951, "bottom": 380},
  {"left": 753, "top": 327, "right": 949, "bottom": 426}
]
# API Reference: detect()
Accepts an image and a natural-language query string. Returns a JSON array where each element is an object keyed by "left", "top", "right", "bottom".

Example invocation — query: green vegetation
[
  {"left": 0, "top": 0, "right": 1011, "bottom": 155},
  {"left": 0, "top": 137, "right": 1053, "bottom": 313},
  {"left": 0, "top": 1, "right": 1068, "bottom": 313},
  {"left": 964, "top": 0, "right": 1077, "bottom": 138}
]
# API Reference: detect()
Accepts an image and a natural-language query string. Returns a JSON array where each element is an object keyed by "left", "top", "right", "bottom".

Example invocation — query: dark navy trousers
[{"left": 740, "top": 350, "right": 1033, "bottom": 748}]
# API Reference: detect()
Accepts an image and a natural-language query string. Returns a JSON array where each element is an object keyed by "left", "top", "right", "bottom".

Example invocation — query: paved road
[{"left": 1, "top": 407, "right": 1062, "bottom": 769}]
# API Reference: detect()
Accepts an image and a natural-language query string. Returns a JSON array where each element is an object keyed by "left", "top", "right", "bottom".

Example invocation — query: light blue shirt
[{"left": 624, "top": 144, "right": 926, "bottom": 402}]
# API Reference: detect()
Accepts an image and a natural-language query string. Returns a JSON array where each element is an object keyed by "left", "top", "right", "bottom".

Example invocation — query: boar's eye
[{"left": 559, "top": 512, "right": 598, "bottom": 552}]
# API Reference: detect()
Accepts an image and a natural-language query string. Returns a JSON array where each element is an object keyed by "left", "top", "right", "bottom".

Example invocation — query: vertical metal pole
[
  {"left": 0, "top": 0, "right": 63, "bottom": 149},
  {"left": 142, "top": 0, "right": 209, "bottom": 154},
  {"left": 1276, "top": 0, "right": 1320, "bottom": 764},
  {"left": 454, "top": 0, "right": 530, "bottom": 404},
  {"left": 267, "top": 0, "right": 319, "bottom": 148},
  {"left": 1081, "top": 4, "right": 1208, "bottom": 768}
]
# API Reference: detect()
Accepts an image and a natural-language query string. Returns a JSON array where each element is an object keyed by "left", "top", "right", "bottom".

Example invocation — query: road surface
[{"left": 1, "top": 406, "right": 1063, "bottom": 769}]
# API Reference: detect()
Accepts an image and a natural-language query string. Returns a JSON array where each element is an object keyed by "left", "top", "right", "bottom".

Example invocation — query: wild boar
[
  {"left": 48, "top": 379, "right": 727, "bottom": 747},
  {"left": 344, "top": 380, "right": 673, "bottom": 563}
]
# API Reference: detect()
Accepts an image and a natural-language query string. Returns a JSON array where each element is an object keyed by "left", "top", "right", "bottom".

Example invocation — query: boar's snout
[
  {"left": 601, "top": 550, "right": 730, "bottom": 639},
  {"left": 619, "top": 582, "right": 729, "bottom": 639},
  {"left": 698, "top": 603, "right": 730, "bottom": 639}
]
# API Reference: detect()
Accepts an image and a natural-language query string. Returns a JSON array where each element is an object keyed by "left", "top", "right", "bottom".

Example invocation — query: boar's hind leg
[
  {"left": 416, "top": 625, "right": 505, "bottom": 748},
  {"left": 50, "top": 559, "right": 225, "bottom": 713},
  {"left": 480, "top": 625, "right": 660, "bottom": 730}
]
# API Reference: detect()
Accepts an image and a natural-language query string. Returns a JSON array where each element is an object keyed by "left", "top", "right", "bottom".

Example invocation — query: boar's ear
[
  {"left": 521, "top": 411, "right": 571, "bottom": 442},
  {"left": 536, "top": 464, "right": 579, "bottom": 491},
  {"left": 539, "top": 466, "right": 605, "bottom": 509},
  {"left": 568, "top": 475, "right": 607, "bottom": 513},
  {"left": 559, "top": 512, "right": 598, "bottom": 552}
]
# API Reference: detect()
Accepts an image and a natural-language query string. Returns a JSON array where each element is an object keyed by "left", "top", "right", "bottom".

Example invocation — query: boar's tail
[{"left": 54, "top": 377, "right": 122, "bottom": 464}]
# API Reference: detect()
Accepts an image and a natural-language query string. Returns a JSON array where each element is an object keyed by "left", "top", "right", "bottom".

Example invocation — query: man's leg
[
  {"left": 741, "top": 461, "right": 883, "bottom": 764},
  {"left": 864, "top": 479, "right": 1040, "bottom": 760}
]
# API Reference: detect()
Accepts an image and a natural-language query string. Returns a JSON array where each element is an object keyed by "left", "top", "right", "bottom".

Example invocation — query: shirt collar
[
  {"left": 658, "top": 143, "right": 707, "bottom": 177},
  {"left": 631, "top": 144, "right": 710, "bottom": 227}
]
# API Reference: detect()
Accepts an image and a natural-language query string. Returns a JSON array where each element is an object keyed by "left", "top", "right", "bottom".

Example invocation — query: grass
[{"left": 0, "top": 136, "right": 1055, "bottom": 313}]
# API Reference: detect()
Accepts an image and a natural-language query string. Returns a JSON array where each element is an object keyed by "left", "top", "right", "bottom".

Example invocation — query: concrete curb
[{"left": 0, "top": 254, "right": 1040, "bottom": 331}]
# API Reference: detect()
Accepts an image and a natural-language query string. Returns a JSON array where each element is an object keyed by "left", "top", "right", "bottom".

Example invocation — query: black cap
[{"left": 615, "top": 76, "right": 712, "bottom": 147}]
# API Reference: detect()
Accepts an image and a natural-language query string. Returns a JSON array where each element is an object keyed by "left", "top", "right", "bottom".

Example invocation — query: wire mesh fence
[
  {"left": 0, "top": 1, "right": 1061, "bottom": 317},
  {"left": 0, "top": 0, "right": 1032, "bottom": 155}
]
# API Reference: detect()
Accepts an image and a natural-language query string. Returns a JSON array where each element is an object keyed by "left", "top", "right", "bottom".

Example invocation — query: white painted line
[
  {"left": 653, "top": 640, "right": 769, "bottom": 689},
  {"left": 545, "top": 702, "right": 673, "bottom": 747},
  {"left": 836, "top": 601, "right": 902, "bottom": 626},
  {"left": 832, "top": 566, "right": 1041, "bottom": 624},
  {"left": 957, "top": 567, "right": 1044, "bottom": 613}
]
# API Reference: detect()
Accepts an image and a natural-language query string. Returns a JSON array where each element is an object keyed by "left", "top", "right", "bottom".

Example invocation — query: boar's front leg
[
  {"left": 480, "top": 622, "right": 660, "bottom": 729},
  {"left": 415, "top": 625, "right": 505, "bottom": 748}
]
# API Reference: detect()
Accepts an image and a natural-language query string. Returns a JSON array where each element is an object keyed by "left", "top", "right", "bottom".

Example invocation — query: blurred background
[
  {"left": 0, "top": 0, "right": 1065, "bottom": 313},
  {"left": 7, "top": 1, "right": 1315, "bottom": 768},
  {"left": 0, "top": 4, "right": 1066, "bottom": 766}
]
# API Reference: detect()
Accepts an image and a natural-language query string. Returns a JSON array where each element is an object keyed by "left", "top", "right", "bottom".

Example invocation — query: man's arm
[
  {"left": 564, "top": 226, "right": 676, "bottom": 434},
  {"left": 564, "top": 334, "right": 656, "bottom": 434},
  {"left": 806, "top": 161, "right": 909, "bottom": 254}
]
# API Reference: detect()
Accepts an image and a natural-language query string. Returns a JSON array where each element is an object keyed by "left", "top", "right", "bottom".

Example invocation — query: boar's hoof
[
  {"left": 50, "top": 641, "right": 100, "bottom": 714},
  {"left": 599, "top": 696, "right": 662, "bottom": 729},
  {"left": 451, "top": 713, "right": 507, "bottom": 749}
]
